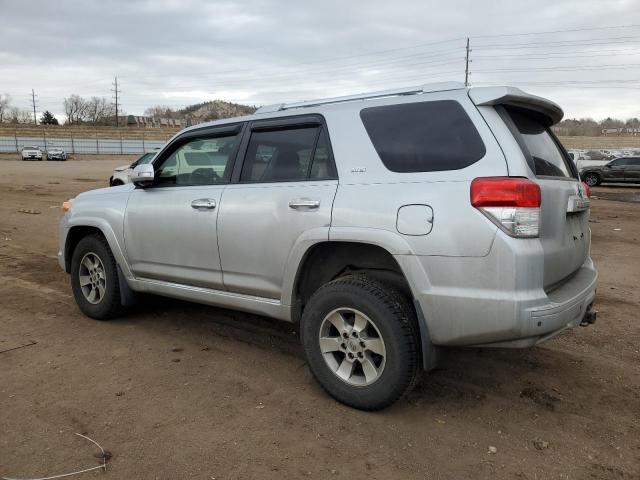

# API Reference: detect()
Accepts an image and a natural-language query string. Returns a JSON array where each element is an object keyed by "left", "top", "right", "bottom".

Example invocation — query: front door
[
  {"left": 123, "top": 127, "right": 242, "bottom": 289},
  {"left": 603, "top": 158, "right": 627, "bottom": 181},
  {"left": 218, "top": 120, "right": 338, "bottom": 300}
]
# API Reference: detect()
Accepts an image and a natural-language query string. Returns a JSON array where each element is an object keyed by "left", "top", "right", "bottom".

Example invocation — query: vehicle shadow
[{"left": 125, "top": 294, "right": 582, "bottom": 410}]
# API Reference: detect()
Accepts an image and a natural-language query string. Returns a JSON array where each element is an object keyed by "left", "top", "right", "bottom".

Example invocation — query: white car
[
  {"left": 109, "top": 151, "right": 157, "bottom": 186},
  {"left": 21, "top": 146, "right": 43, "bottom": 161}
]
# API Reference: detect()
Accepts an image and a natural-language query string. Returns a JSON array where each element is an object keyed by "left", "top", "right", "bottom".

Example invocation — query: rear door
[
  {"left": 501, "top": 107, "right": 590, "bottom": 288},
  {"left": 624, "top": 157, "right": 640, "bottom": 182},
  {"left": 217, "top": 116, "right": 338, "bottom": 299}
]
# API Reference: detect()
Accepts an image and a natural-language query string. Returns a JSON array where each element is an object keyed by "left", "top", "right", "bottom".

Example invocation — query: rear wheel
[
  {"left": 301, "top": 274, "right": 419, "bottom": 410},
  {"left": 584, "top": 172, "right": 600, "bottom": 186},
  {"left": 70, "top": 234, "right": 124, "bottom": 320}
]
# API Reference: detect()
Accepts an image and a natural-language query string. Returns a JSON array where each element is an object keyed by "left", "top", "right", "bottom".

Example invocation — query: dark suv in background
[{"left": 581, "top": 157, "right": 640, "bottom": 186}]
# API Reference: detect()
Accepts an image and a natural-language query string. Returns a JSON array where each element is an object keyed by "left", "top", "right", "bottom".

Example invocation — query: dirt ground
[{"left": 0, "top": 158, "right": 638, "bottom": 480}]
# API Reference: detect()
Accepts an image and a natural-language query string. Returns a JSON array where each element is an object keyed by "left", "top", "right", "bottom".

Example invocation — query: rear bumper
[
  {"left": 395, "top": 245, "right": 598, "bottom": 348},
  {"left": 475, "top": 264, "right": 597, "bottom": 347}
]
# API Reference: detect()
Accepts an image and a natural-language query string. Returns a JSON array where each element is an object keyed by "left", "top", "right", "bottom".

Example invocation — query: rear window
[
  {"left": 360, "top": 100, "right": 486, "bottom": 173},
  {"left": 506, "top": 107, "right": 574, "bottom": 178}
]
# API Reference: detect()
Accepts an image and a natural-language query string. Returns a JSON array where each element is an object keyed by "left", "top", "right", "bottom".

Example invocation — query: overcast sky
[{"left": 2, "top": 0, "right": 640, "bottom": 121}]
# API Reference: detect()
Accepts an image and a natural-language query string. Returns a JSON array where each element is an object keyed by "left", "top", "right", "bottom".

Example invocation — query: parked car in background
[
  {"left": 60, "top": 83, "right": 597, "bottom": 410},
  {"left": 46, "top": 146, "right": 67, "bottom": 161},
  {"left": 109, "top": 151, "right": 157, "bottom": 186},
  {"left": 585, "top": 150, "right": 614, "bottom": 161},
  {"left": 567, "top": 149, "right": 589, "bottom": 162},
  {"left": 21, "top": 146, "right": 43, "bottom": 160},
  {"left": 581, "top": 157, "right": 640, "bottom": 186}
]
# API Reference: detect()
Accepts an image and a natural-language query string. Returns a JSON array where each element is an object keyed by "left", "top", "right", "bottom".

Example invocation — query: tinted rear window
[
  {"left": 360, "top": 100, "right": 486, "bottom": 173},
  {"left": 506, "top": 107, "right": 574, "bottom": 178}
]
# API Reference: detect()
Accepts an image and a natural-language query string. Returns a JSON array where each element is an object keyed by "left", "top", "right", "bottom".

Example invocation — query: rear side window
[
  {"left": 240, "top": 126, "right": 336, "bottom": 182},
  {"left": 360, "top": 100, "right": 486, "bottom": 173},
  {"left": 505, "top": 107, "right": 574, "bottom": 178}
]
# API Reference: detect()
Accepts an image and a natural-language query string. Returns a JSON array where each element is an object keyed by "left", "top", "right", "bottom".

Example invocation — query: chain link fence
[{"left": 0, "top": 127, "right": 177, "bottom": 155}]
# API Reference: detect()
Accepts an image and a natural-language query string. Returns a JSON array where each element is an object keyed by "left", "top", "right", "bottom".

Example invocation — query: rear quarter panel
[{"left": 324, "top": 90, "right": 507, "bottom": 257}]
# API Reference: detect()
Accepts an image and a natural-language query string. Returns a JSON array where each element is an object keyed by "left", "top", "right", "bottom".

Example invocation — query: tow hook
[{"left": 580, "top": 304, "right": 597, "bottom": 326}]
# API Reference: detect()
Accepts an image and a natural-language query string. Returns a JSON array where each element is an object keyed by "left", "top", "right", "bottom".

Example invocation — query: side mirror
[{"left": 131, "top": 164, "right": 155, "bottom": 187}]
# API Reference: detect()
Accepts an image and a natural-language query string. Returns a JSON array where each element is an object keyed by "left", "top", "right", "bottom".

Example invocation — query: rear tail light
[
  {"left": 581, "top": 182, "right": 591, "bottom": 198},
  {"left": 471, "top": 177, "right": 541, "bottom": 238}
]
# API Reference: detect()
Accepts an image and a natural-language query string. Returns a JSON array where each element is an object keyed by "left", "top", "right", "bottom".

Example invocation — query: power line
[
  {"left": 121, "top": 48, "right": 464, "bottom": 90},
  {"left": 473, "top": 38, "right": 640, "bottom": 51},
  {"left": 472, "top": 50, "right": 640, "bottom": 60},
  {"left": 475, "top": 63, "right": 640, "bottom": 73},
  {"left": 472, "top": 23, "right": 640, "bottom": 39}
]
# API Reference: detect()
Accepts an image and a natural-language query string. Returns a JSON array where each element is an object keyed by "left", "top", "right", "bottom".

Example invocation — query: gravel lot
[{"left": 1, "top": 158, "right": 638, "bottom": 479}]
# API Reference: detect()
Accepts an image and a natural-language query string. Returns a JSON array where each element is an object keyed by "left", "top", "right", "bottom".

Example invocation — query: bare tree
[
  {"left": 624, "top": 117, "right": 640, "bottom": 134},
  {"left": 86, "top": 97, "right": 115, "bottom": 125},
  {"left": 7, "top": 107, "right": 33, "bottom": 124},
  {"left": 0, "top": 93, "right": 10, "bottom": 123},
  {"left": 63, "top": 94, "right": 88, "bottom": 124}
]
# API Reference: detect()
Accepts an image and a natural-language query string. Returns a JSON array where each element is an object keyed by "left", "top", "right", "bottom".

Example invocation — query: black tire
[
  {"left": 301, "top": 274, "right": 420, "bottom": 410},
  {"left": 70, "top": 234, "right": 124, "bottom": 320},
  {"left": 111, "top": 180, "right": 124, "bottom": 187},
  {"left": 584, "top": 172, "right": 600, "bottom": 187}
]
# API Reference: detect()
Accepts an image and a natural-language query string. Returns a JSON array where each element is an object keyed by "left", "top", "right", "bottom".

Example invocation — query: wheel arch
[
  {"left": 290, "top": 241, "right": 414, "bottom": 323},
  {"left": 64, "top": 219, "right": 131, "bottom": 279}
]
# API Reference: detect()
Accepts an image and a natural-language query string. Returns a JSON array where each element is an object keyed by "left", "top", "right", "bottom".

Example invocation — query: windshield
[
  {"left": 132, "top": 152, "right": 156, "bottom": 167},
  {"left": 505, "top": 107, "right": 574, "bottom": 178},
  {"left": 138, "top": 152, "right": 155, "bottom": 164}
]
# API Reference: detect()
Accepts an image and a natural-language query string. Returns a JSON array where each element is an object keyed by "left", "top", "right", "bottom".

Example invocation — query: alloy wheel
[
  {"left": 78, "top": 252, "right": 107, "bottom": 304},
  {"left": 318, "top": 308, "right": 386, "bottom": 386}
]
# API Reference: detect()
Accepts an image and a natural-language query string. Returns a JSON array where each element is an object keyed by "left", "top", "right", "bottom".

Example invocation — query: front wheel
[
  {"left": 301, "top": 275, "right": 420, "bottom": 410},
  {"left": 584, "top": 172, "right": 600, "bottom": 186},
  {"left": 70, "top": 234, "right": 124, "bottom": 320}
]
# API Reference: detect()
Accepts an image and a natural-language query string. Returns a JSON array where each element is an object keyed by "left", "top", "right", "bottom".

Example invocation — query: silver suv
[{"left": 58, "top": 82, "right": 597, "bottom": 410}]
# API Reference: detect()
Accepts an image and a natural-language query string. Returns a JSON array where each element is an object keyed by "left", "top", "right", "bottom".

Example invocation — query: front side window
[
  {"left": 360, "top": 100, "right": 486, "bottom": 173},
  {"left": 240, "top": 125, "right": 336, "bottom": 182},
  {"left": 506, "top": 107, "right": 574, "bottom": 178},
  {"left": 154, "top": 134, "right": 239, "bottom": 186}
]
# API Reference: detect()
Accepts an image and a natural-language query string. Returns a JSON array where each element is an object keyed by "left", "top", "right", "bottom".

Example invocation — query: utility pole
[
  {"left": 31, "top": 89, "right": 38, "bottom": 125},
  {"left": 464, "top": 37, "right": 471, "bottom": 87},
  {"left": 111, "top": 76, "right": 121, "bottom": 127}
]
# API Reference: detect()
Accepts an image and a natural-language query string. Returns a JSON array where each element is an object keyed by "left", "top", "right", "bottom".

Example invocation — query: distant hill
[{"left": 177, "top": 100, "right": 257, "bottom": 122}]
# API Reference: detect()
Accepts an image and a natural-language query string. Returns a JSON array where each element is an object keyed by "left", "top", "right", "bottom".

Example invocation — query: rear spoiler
[{"left": 468, "top": 86, "right": 563, "bottom": 126}]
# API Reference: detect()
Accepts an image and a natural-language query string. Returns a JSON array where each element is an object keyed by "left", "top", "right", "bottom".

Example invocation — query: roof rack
[{"left": 255, "top": 81, "right": 465, "bottom": 114}]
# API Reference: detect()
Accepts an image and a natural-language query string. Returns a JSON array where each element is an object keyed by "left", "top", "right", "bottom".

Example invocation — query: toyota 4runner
[{"left": 58, "top": 82, "right": 598, "bottom": 410}]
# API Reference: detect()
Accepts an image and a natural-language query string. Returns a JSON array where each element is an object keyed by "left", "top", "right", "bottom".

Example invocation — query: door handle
[
  {"left": 289, "top": 199, "right": 320, "bottom": 210},
  {"left": 191, "top": 198, "right": 216, "bottom": 209}
]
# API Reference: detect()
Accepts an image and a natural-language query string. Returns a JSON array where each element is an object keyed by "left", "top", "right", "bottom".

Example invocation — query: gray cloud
[{"left": 1, "top": 0, "right": 639, "bottom": 119}]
